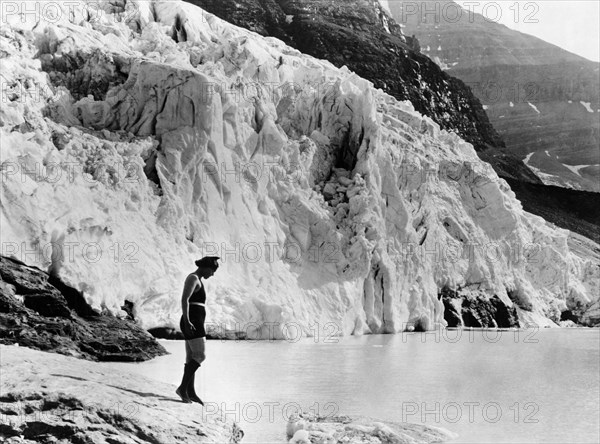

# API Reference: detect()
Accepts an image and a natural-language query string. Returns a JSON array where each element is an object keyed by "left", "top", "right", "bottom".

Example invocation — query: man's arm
[{"left": 181, "top": 274, "right": 198, "bottom": 328}]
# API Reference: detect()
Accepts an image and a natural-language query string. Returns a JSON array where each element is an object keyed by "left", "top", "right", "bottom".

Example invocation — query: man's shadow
[{"left": 50, "top": 374, "right": 179, "bottom": 403}]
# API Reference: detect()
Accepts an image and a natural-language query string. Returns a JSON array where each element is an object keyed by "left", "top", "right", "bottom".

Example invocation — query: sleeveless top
[{"left": 189, "top": 276, "right": 206, "bottom": 303}]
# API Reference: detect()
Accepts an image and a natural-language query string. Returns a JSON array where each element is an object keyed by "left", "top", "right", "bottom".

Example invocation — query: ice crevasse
[{"left": 0, "top": 0, "right": 598, "bottom": 336}]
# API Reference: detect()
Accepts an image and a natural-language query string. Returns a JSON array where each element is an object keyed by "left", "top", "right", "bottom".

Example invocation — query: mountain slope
[
  {"left": 1, "top": 0, "right": 598, "bottom": 336},
  {"left": 384, "top": 0, "right": 600, "bottom": 192}
]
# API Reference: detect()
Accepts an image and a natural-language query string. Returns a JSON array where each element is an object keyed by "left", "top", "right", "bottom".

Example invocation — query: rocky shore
[
  {"left": 0, "top": 256, "right": 166, "bottom": 361},
  {"left": 0, "top": 345, "right": 243, "bottom": 444}
]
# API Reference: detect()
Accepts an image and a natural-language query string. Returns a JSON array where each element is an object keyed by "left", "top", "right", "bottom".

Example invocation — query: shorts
[{"left": 180, "top": 305, "right": 206, "bottom": 339}]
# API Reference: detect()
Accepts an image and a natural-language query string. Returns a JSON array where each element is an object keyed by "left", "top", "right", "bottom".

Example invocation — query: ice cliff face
[{"left": 1, "top": 0, "right": 598, "bottom": 335}]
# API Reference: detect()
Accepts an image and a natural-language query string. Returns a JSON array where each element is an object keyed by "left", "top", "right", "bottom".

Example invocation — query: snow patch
[
  {"left": 528, "top": 102, "right": 540, "bottom": 114},
  {"left": 580, "top": 101, "right": 594, "bottom": 113},
  {"left": 523, "top": 152, "right": 535, "bottom": 165},
  {"left": 562, "top": 164, "right": 600, "bottom": 177},
  {"left": 523, "top": 154, "right": 585, "bottom": 190},
  {"left": 381, "top": 15, "right": 390, "bottom": 33},
  {"left": 525, "top": 166, "right": 585, "bottom": 191},
  {"left": 432, "top": 57, "right": 452, "bottom": 70}
]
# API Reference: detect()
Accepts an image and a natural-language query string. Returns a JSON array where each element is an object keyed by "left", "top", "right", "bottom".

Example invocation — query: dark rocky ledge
[
  {"left": 0, "top": 256, "right": 167, "bottom": 362},
  {"left": 440, "top": 287, "right": 520, "bottom": 328}
]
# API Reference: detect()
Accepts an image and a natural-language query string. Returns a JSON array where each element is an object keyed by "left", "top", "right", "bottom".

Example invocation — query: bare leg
[
  {"left": 188, "top": 337, "right": 206, "bottom": 365},
  {"left": 185, "top": 340, "right": 192, "bottom": 364}
]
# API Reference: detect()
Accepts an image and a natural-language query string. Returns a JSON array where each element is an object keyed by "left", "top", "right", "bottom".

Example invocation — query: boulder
[{"left": 0, "top": 256, "right": 167, "bottom": 362}]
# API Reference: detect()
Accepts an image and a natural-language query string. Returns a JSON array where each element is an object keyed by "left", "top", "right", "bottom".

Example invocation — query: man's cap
[{"left": 195, "top": 256, "right": 220, "bottom": 269}]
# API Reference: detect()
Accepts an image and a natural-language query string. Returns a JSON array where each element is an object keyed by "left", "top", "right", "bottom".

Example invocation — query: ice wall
[{"left": 0, "top": 0, "right": 598, "bottom": 336}]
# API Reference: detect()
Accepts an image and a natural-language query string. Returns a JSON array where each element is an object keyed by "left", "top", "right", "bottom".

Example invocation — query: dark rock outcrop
[
  {"left": 441, "top": 287, "right": 520, "bottom": 328},
  {"left": 442, "top": 297, "right": 462, "bottom": 327},
  {"left": 0, "top": 256, "right": 167, "bottom": 362}
]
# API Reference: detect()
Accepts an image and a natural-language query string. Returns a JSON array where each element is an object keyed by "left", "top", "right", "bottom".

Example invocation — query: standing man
[{"left": 176, "top": 256, "right": 220, "bottom": 404}]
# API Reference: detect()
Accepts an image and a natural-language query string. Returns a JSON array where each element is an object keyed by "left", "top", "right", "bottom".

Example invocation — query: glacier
[{"left": 0, "top": 0, "right": 598, "bottom": 337}]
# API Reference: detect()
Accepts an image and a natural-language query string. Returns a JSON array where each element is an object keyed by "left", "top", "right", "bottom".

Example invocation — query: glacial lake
[{"left": 108, "top": 329, "right": 600, "bottom": 443}]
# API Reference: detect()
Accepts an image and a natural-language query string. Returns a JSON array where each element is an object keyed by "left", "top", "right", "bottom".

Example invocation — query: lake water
[{"left": 109, "top": 328, "right": 600, "bottom": 443}]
